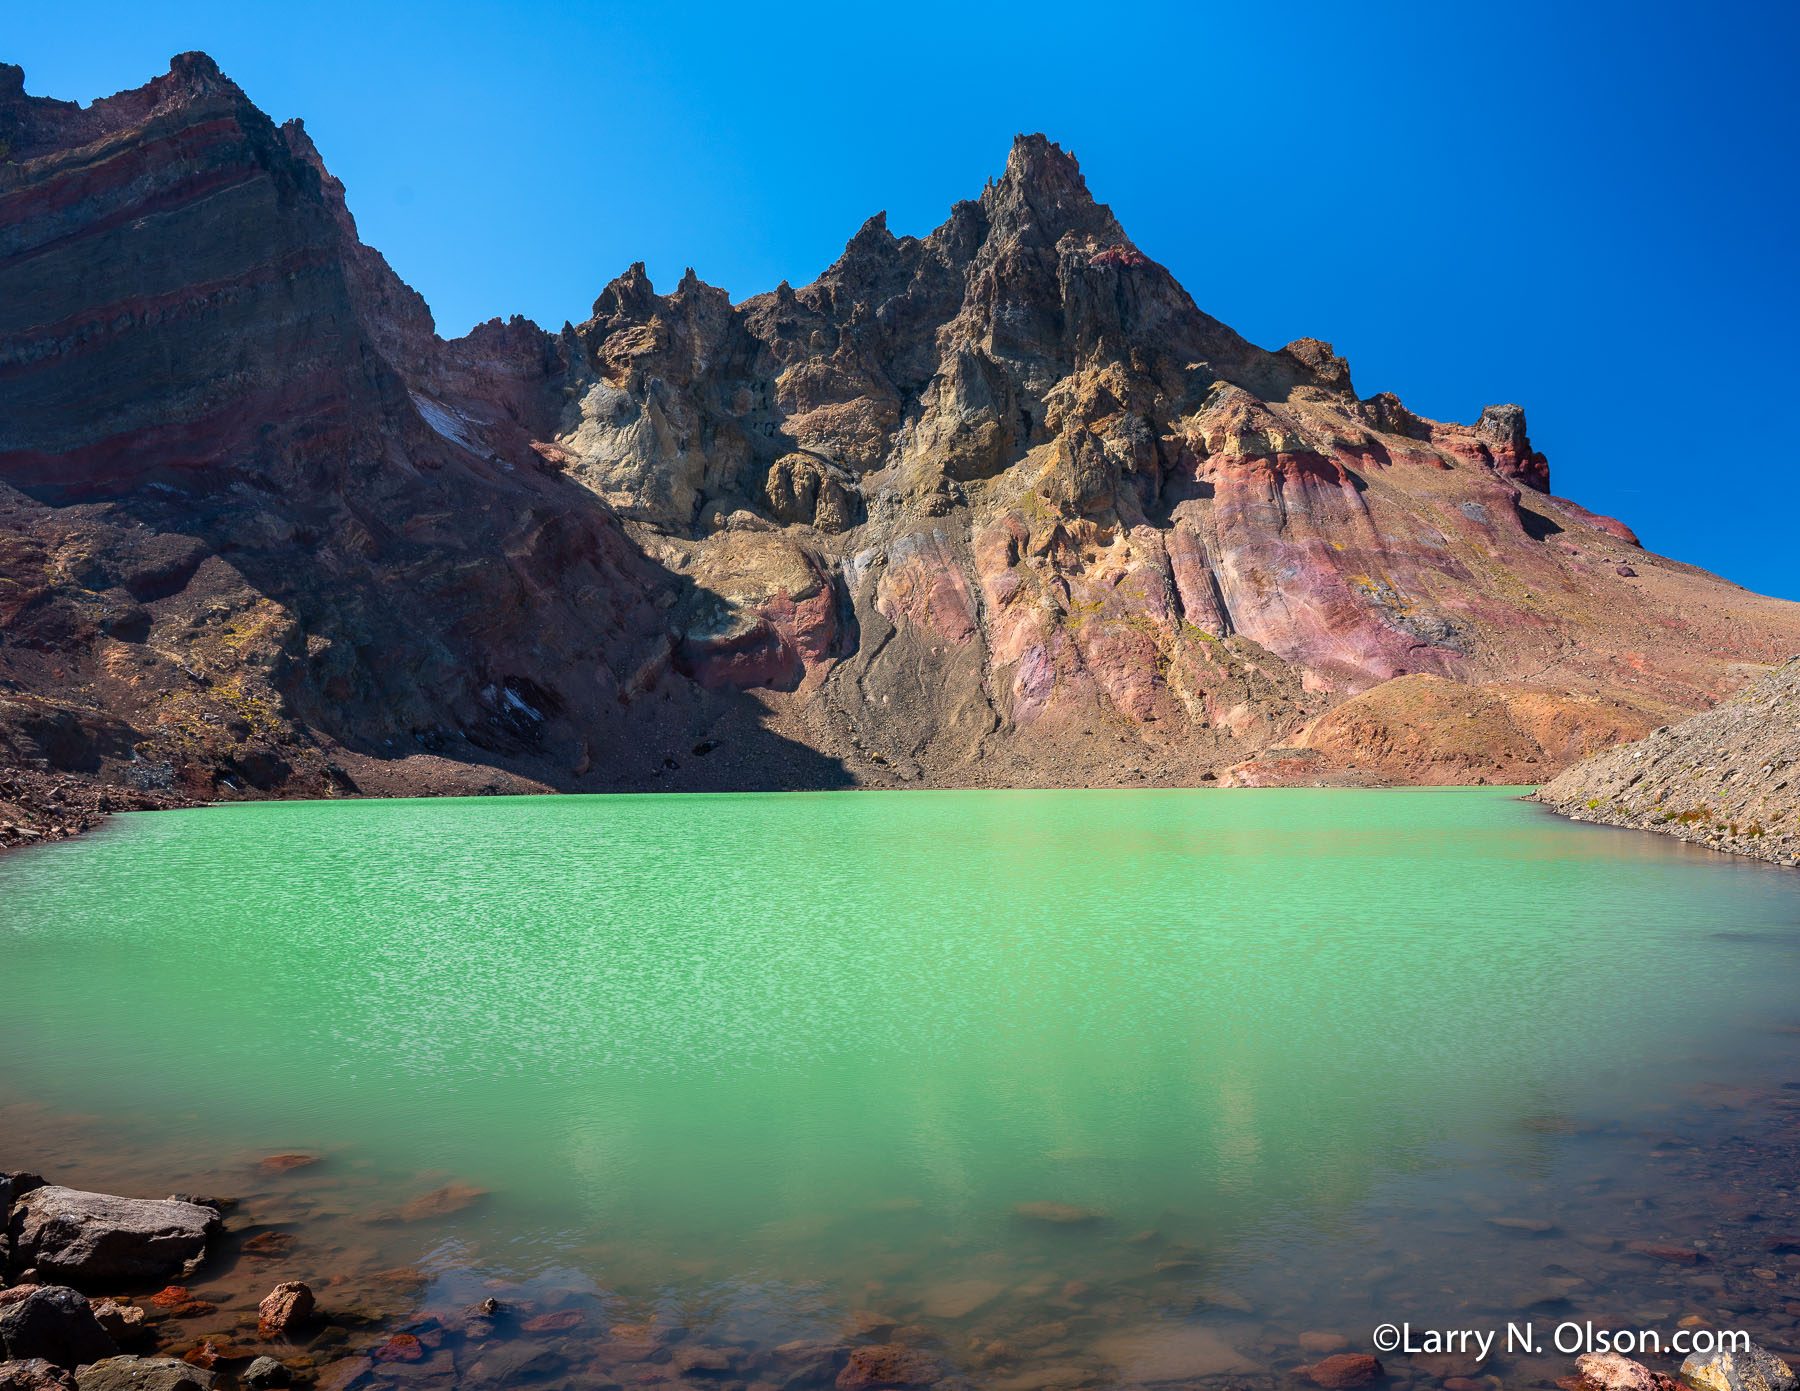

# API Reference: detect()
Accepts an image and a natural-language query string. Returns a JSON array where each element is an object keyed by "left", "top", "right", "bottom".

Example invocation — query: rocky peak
[
  {"left": 1281, "top": 338, "right": 1356, "bottom": 396},
  {"left": 591, "top": 262, "right": 659, "bottom": 322},
  {"left": 846, "top": 210, "right": 899, "bottom": 257},
  {"left": 1, "top": 51, "right": 240, "bottom": 165},
  {"left": 981, "top": 133, "right": 1123, "bottom": 251},
  {"left": 1475, "top": 402, "right": 1529, "bottom": 451}
]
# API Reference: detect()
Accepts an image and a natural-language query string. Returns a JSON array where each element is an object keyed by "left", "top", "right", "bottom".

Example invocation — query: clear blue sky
[{"left": 12, "top": 1, "right": 1799, "bottom": 601}]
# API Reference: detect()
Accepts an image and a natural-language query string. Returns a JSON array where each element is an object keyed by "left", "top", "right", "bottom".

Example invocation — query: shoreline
[
  {"left": 12, "top": 1072, "right": 1800, "bottom": 1391},
  {"left": 14, "top": 769, "right": 1797, "bottom": 877},
  {"left": 0, "top": 769, "right": 194, "bottom": 854},
  {"left": 0, "top": 773, "right": 1517, "bottom": 860}
]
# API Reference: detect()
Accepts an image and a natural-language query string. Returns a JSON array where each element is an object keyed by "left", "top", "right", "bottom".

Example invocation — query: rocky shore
[
  {"left": 9, "top": 1150, "right": 1800, "bottom": 1391},
  {"left": 1534, "top": 657, "right": 1800, "bottom": 867},
  {"left": 0, "top": 771, "right": 192, "bottom": 853}
]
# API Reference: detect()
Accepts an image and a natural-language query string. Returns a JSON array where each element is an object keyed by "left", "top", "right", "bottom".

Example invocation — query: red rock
[
  {"left": 256, "top": 1281, "right": 315, "bottom": 1338},
  {"left": 148, "top": 1287, "right": 190, "bottom": 1308},
  {"left": 372, "top": 1334, "right": 424, "bottom": 1363},
  {"left": 835, "top": 1343, "right": 941, "bottom": 1389},
  {"left": 240, "top": 1231, "right": 295, "bottom": 1258},
  {"left": 1298, "top": 1353, "right": 1384, "bottom": 1388},
  {"left": 183, "top": 1342, "right": 221, "bottom": 1369}
]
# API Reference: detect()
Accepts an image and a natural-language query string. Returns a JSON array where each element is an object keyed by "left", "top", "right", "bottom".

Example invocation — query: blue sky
[{"left": 11, "top": 1, "right": 1799, "bottom": 599}]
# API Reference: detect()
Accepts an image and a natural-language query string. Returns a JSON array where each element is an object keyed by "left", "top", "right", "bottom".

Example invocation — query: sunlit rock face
[{"left": 3, "top": 57, "right": 1797, "bottom": 797}]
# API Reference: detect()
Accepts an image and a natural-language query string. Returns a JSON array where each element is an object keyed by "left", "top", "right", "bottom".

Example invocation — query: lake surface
[{"left": 6, "top": 788, "right": 1800, "bottom": 1387}]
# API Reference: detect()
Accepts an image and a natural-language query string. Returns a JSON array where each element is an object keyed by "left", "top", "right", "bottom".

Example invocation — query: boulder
[
  {"left": 0, "top": 1288, "right": 115, "bottom": 1368},
  {"left": 0, "top": 1361, "right": 75, "bottom": 1391},
  {"left": 255, "top": 1284, "right": 313, "bottom": 1340},
  {"left": 240, "top": 1359, "right": 289, "bottom": 1389},
  {"left": 11, "top": 1190, "right": 218, "bottom": 1288},
  {"left": 1679, "top": 1343, "right": 1796, "bottom": 1391},
  {"left": 0, "top": 1176, "right": 45, "bottom": 1275},
  {"left": 73, "top": 1360, "right": 214, "bottom": 1391}
]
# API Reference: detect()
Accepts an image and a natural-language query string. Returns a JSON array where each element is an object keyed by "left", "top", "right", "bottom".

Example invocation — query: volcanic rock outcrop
[{"left": 3, "top": 54, "right": 1798, "bottom": 807}]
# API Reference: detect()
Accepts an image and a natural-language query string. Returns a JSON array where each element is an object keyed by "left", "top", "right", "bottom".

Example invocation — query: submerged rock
[
  {"left": 1011, "top": 1202, "right": 1105, "bottom": 1225},
  {"left": 390, "top": 1185, "right": 486, "bottom": 1222},
  {"left": 1299, "top": 1353, "right": 1385, "bottom": 1388},
  {"left": 11, "top": 1190, "right": 218, "bottom": 1287},
  {"left": 0, "top": 1288, "right": 115, "bottom": 1369}
]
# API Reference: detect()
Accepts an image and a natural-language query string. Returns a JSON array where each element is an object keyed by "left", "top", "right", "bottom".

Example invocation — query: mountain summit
[{"left": 2, "top": 55, "right": 1796, "bottom": 809}]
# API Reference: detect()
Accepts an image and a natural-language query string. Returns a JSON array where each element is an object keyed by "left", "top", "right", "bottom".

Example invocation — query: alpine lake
[{"left": 6, "top": 787, "right": 1800, "bottom": 1389}]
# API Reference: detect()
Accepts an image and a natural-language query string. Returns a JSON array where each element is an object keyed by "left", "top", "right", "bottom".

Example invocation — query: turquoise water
[{"left": 5, "top": 788, "right": 1800, "bottom": 1375}]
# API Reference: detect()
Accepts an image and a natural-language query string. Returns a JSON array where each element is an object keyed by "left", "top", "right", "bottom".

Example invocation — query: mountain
[
  {"left": 1535, "top": 657, "right": 1800, "bottom": 866},
  {"left": 2, "top": 53, "right": 1797, "bottom": 816}
]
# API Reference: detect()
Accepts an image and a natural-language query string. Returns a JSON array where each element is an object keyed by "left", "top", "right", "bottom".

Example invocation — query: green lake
[{"left": 5, "top": 787, "right": 1800, "bottom": 1382}]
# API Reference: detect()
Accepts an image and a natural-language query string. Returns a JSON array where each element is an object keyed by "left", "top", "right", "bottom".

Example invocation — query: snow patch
[{"left": 410, "top": 392, "right": 480, "bottom": 451}]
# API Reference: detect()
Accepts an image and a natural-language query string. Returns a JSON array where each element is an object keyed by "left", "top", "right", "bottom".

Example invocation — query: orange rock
[
  {"left": 257, "top": 1280, "right": 315, "bottom": 1338},
  {"left": 1298, "top": 1353, "right": 1384, "bottom": 1388},
  {"left": 184, "top": 1342, "right": 221, "bottom": 1369}
]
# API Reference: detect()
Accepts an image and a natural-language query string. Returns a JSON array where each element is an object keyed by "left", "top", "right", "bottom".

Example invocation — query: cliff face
[
  {"left": 3, "top": 55, "right": 1797, "bottom": 806},
  {"left": 1534, "top": 658, "right": 1800, "bottom": 866}
]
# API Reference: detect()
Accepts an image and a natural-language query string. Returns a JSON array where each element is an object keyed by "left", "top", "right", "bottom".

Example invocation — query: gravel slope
[{"left": 1534, "top": 656, "right": 1800, "bottom": 866}]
